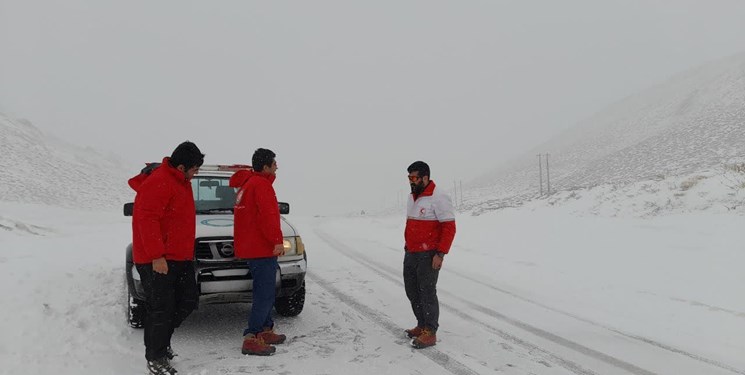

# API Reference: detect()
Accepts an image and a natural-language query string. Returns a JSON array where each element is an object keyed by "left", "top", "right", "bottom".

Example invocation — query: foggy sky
[{"left": 2, "top": 0, "right": 745, "bottom": 215}]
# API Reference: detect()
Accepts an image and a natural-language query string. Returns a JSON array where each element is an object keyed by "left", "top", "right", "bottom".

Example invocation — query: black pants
[
  {"left": 403, "top": 250, "right": 440, "bottom": 332},
  {"left": 136, "top": 261, "right": 198, "bottom": 361}
]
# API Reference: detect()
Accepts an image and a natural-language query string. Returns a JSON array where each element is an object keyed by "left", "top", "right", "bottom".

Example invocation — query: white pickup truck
[{"left": 124, "top": 164, "right": 307, "bottom": 328}]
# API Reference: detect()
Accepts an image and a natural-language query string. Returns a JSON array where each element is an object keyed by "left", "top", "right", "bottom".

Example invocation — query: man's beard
[{"left": 410, "top": 182, "right": 425, "bottom": 195}]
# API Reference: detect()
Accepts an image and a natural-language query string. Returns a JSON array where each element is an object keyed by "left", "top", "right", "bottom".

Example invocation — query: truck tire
[
  {"left": 275, "top": 283, "right": 305, "bottom": 317},
  {"left": 127, "top": 287, "right": 145, "bottom": 328}
]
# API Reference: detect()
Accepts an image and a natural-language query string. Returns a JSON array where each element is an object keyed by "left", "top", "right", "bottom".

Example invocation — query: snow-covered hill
[
  {"left": 467, "top": 52, "right": 745, "bottom": 215},
  {"left": 523, "top": 167, "right": 745, "bottom": 218},
  {"left": 0, "top": 113, "right": 132, "bottom": 211}
]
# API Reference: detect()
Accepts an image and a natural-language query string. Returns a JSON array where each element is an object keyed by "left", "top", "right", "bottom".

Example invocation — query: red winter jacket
[
  {"left": 229, "top": 169, "right": 283, "bottom": 259},
  {"left": 128, "top": 157, "right": 196, "bottom": 264},
  {"left": 405, "top": 181, "right": 457, "bottom": 254}
]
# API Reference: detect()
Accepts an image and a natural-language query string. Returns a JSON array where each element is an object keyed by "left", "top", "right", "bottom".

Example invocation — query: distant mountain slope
[
  {"left": 0, "top": 113, "right": 132, "bottom": 210},
  {"left": 467, "top": 52, "right": 745, "bottom": 213}
]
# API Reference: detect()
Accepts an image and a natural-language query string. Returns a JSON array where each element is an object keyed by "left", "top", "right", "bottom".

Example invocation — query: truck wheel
[
  {"left": 275, "top": 283, "right": 305, "bottom": 317},
  {"left": 127, "top": 289, "right": 145, "bottom": 328}
]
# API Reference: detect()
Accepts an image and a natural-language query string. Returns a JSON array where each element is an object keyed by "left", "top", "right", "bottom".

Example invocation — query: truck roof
[
  {"left": 199, "top": 164, "right": 252, "bottom": 172},
  {"left": 196, "top": 164, "right": 251, "bottom": 177}
]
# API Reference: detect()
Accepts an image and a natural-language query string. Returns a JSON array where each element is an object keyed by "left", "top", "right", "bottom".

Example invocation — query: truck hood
[{"left": 195, "top": 213, "right": 297, "bottom": 238}]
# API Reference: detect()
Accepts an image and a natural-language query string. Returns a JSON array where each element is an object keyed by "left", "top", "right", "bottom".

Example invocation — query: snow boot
[
  {"left": 241, "top": 334, "right": 276, "bottom": 356},
  {"left": 411, "top": 328, "right": 436, "bottom": 349},
  {"left": 166, "top": 345, "right": 177, "bottom": 360},
  {"left": 257, "top": 328, "right": 286, "bottom": 345},
  {"left": 405, "top": 326, "right": 425, "bottom": 338},
  {"left": 147, "top": 357, "right": 177, "bottom": 375}
]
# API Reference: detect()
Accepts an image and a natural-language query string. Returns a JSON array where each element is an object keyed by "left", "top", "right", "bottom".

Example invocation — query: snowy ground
[{"left": 1, "top": 200, "right": 744, "bottom": 375}]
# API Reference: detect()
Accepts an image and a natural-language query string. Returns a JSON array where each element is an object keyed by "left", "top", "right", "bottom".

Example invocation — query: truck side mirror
[{"left": 123, "top": 202, "right": 134, "bottom": 217}]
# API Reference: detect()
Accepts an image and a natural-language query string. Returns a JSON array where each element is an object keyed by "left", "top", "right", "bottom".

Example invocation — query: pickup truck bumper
[{"left": 130, "top": 255, "right": 307, "bottom": 306}]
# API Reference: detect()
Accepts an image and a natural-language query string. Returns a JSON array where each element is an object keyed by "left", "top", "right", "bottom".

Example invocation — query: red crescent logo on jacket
[{"left": 419, "top": 208, "right": 426, "bottom": 217}]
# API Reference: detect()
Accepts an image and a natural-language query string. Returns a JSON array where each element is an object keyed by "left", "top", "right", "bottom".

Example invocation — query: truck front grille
[{"left": 194, "top": 237, "right": 235, "bottom": 261}]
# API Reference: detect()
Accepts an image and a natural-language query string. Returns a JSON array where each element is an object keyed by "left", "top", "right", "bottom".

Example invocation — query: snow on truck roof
[
  {"left": 140, "top": 163, "right": 250, "bottom": 176},
  {"left": 198, "top": 164, "right": 252, "bottom": 172}
]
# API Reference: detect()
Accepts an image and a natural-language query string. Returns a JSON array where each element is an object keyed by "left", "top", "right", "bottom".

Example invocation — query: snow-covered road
[{"left": 1, "top": 202, "right": 743, "bottom": 375}]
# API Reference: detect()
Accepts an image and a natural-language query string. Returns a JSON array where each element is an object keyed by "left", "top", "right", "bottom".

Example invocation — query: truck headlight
[
  {"left": 282, "top": 236, "right": 305, "bottom": 256},
  {"left": 295, "top": 236, "right": 305, "bottom": 255}
]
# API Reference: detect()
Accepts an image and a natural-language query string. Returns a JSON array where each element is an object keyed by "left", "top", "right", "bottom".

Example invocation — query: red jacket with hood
[
  {"left": 229, "top": 169, "right": 283, "bottom": 259},
  {"left": 128, "top": 157, "right": 196, "bottom": 264}
]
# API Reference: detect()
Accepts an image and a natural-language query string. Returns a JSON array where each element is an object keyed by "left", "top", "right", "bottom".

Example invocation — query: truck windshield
[{"left": 192, "top": 176, "right": 236, "bottom": 213}]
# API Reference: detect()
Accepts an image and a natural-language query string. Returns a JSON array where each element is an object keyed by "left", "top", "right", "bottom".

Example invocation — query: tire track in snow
[
  {"left": 306, "top": 272, "right": 482, "bottom": 375},
  {"left": 366, "top": 240, "right": 745, "bottom": 375},
  {"left": 441, "top": 256, "right": 745, "bottom": 375},
  {"left": 313, "top": 227, "right": 678, "bottom": 375},
  {"left": 313, "top": 227, "right": 598, "bottom": 375}
]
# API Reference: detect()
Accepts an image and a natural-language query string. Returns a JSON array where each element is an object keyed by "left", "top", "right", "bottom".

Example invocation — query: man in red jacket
[
  {"left": 229, "top": 148, "right": 287, "bottom": 356},
  {"left": 403, "top": 161, "right": 456, "bottom": 349},
  {"left": 129, "top": 141, "right": 204, "bottom": 375}
]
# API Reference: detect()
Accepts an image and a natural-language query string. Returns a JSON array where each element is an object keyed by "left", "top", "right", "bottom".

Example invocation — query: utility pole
[
  {"left": 546, "top": 153, "right": 551, "bottom": 195},
  {"left": 453, "top": 181, "right": 458, "bottom": 208},
  {"left": 460, "top": 180, "right": 463, "bottom": 206},
  {"left": 538, "top": 154, "right": 544, "bottom": 196}
]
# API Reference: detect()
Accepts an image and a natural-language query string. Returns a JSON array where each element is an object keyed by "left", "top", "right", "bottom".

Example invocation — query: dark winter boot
[
  {"left": 147, "top": 357, "right": 177, "bottom": 375},
  {"left": 166, "top": 345, "right": 177, "bottom": 360}
]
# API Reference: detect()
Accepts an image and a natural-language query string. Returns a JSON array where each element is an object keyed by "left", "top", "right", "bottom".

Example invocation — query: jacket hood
[
  {"left": 229, "top": 169, "right": 275, "bottom": 188},
  {"left": 128, "top": 157, "right": 179, "bottom": 192},
  {"left": 229, "top": 169, "right": 255, "bottom": 188},
  {"left": 128, "top": 173, "right": 145, "bottom": 192}
]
